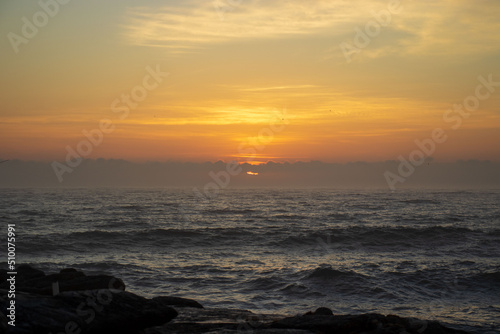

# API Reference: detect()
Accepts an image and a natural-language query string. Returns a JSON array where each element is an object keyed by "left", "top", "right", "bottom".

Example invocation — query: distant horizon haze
[{"left": 1, "top": 158, "right": 499, "bottom": 189}]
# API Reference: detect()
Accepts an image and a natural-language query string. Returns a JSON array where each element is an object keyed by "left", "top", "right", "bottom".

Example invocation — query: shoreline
[{"left": 0, "top": 264, "right": 473, "bottom": 334}]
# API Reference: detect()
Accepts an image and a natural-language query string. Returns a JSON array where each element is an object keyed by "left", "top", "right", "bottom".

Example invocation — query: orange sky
[{"left": 1, "top": 0, "right": 499, "bottom": 164}]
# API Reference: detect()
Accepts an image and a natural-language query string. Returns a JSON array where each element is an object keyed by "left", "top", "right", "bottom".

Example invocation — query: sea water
[{"left": 1, "top": 188, "right": 499, "bottom": 333}]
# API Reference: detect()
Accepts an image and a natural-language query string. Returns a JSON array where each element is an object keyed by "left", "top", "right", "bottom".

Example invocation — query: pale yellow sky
[{"left": 0, "top": 0, "right": 499, "bottom": 163}]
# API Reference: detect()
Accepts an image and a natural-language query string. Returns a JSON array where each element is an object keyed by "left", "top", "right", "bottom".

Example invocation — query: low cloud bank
[{"left": 0, "top": 159, "right": 499, "bottom": 189}]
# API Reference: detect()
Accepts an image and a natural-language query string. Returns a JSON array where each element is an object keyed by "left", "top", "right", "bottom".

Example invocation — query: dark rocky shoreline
[{"left": 0, "top": 265, "right": 469, "bottom": 334}]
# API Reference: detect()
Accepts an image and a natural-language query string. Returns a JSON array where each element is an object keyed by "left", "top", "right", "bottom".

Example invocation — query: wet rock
[
  {"left": 268, "top": 312, "right": 469, "bottom": 334},
  {"left": 144, "top": 307, "right": 287, "bottom": 334},
  {"left": 0, "top": 265, "right": 125, "bottom": 295},
  {"left": 17, "top": 264, "right": 46, "bottom": 281},
  {"left": 0, "top": 289, "right": 177, "bottom": 334},
  {"left": 304, "top": 307, "right": 333, "bottom": 316},
  {"left": 0, "top": 309, "right": 7, "bottom": 333},
  {"left": 152, "top": 296, "right": 204, "bottom": 308}
]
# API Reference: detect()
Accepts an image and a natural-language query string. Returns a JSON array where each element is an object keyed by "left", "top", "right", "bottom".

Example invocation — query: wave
[
  {"left": 19, "top": 224, "right": 499, "bottom": 254},
  {"left": 471, "top": 271, "right": 500, "bottom": 285},
  {"left": 295, "top": 266, "right": 500, "bottom": 302},
  {"left": 16, "top": 209, "right": 47, "bottom": 216},
  {"left": 305, "top": 265, "right": 368, "bottom": 282},
  {"left": 349, "top": 204, "right": 386, "bottom": 211},
  {"left": 202, "top": 208, "right": 256, "bottom": 215},
  {"left": 270, "top": 214, "right": 309, "bottom": 220},
  {"left": 384, "top": 268, "right": 500, "bottom": 292},
  {"left": 277, "top": 226, "right": 499, "bottom": 249},
  {"left": 64, "top": 228, "right": 206, "bottom": 241},
  {"left": 140, "top": 228, "right": 206, "bottom": 238},
  {"left": 67, "top": 230, "right": 124, "bottom": 239},
  {"left": 117, "top": 204, "right": 145, "bottom": 211},
  {"left": 326, "top": 213, "right": 353, "bottom": 220},
  {"left": 245, "top": 277, "right": 287, "bottom": 290},
  {"left": 399, "top": 199, "right": 441, "bottom": 204},
  {"left": 298, "top": 265, "right": 386, "bottom": 297}
]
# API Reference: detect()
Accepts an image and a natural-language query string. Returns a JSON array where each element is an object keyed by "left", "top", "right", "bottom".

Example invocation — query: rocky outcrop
[
  {"left": 143, "top": 307, "right": 287, "bottom": 334},
  {"left": 267, "top": 309, "right": 469, "bottom": 334},
  {"left": 0, "top": 289, "right": 178, "bottom": 334},
  {"left": 145, "top": 307, "right": 469, "bottom": 334},
  {"left": 152, "top": 296, "right": 204, "bottom": 309},
  {"left": 0, "top": 264, "right": 125, "bottom": 295}
]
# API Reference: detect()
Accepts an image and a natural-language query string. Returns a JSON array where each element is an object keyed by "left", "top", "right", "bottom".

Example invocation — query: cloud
[
  {"left": 121, "top": 0, "right": 500, "bottom": 62},
  {"left": 121, "top": 0, "right": 362, "bottom": 51},
  {"left": 238, "top": 85, "right": 319, "bottom": 92},
  {"left": 1, "top": 159, "right": 499, "bottom": 188},
  {"left": 390, "top": 0, "right": 500, "bottom": 57},
  {"left": 323, "top": 0, "right": 500, "bottom": 62}
]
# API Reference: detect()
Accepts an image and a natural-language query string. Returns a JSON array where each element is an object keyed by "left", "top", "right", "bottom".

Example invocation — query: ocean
[{"left": 1, "top": 188, "right": 499, "bottom": 333}]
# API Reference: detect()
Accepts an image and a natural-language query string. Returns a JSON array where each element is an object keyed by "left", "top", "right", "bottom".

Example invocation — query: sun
[{"left": 246, "top": 171, "right": 259, "bottom": 176}]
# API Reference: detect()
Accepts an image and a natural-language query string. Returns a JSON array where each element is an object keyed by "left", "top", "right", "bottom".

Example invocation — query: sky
[{"left": 1, "top": 0, "right": 500, "bottom": 170}]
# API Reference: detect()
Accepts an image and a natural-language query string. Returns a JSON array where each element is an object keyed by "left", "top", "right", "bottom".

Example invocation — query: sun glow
[
  {"left": 1, "top": 1, "right": 499, "bottom": 164},
  {"left": 246, "top": 171, "right": 259, "bottom": 176}
]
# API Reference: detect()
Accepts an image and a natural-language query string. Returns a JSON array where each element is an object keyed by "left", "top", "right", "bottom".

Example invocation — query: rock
[
  {"left": 0, "top": 309, "right": 7, "bottom": 333},
  {"left": 144, "top": 307, "right": 287, "bottom": 334},
  {"left": 0, "top": 289, "right": 177, "bottom": 334},
  {"left": 304, "top": 307, "right": 333, "bottom": 316},
  {"left": 0, "top": 264, "right": 45, "bottom": 285},
  {"left": 268, "top": 312, "right": 469, "bottom": 334},
  {"left": 17, "top": 264, "right": 46, "bottom": 281},
  {"left": 0, "top": 266, "right": 125, "bottom": 295},
  {"left": 192, "top": 330, "right": 313, "bottom": 334},
  {"left": 152, "top": 296, "right": 204, "bottom": 308}
]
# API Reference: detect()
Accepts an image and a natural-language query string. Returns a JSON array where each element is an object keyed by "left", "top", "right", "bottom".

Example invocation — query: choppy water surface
[{"left": 1, "top": 188, "right": 499, "bottom": 333}]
